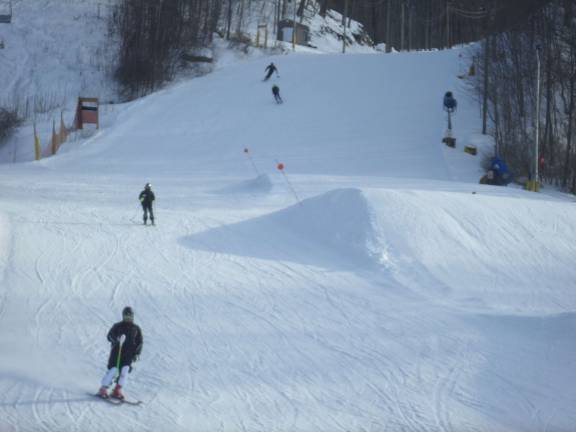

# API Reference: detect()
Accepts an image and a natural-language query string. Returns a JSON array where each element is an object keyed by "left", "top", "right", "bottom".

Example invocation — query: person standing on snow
[
  {"left": 263, "top": 62, "right": 279, "bottom": 81},
  {"left": 272, "top": 84, "right": 283, "bottom": 104},
  {"left": 139, "top": 183, "right": 155, "bottom": 225},
  {"left": 98, "top": 307, "right": 143, "bottom": 400}
]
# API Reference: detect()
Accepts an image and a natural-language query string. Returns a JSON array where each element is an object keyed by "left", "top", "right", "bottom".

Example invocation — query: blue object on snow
[
  {"left": 443, "top": 92, "right": 457, "bottom": 112},
  {"left": 491, "top": 156, "right": 513, "bottom": 185}
]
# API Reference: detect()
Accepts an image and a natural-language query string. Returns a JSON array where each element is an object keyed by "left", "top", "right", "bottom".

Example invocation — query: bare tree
[{"left": 110, "top": 0, "right": 221, "bottom": 99}]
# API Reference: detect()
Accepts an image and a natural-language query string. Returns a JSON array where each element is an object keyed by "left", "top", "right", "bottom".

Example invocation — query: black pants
[
  {"left": 142, "top": 203, "right": 154, "bottom": 224},
  {"left": 273, "top": 93, "right": 283, "bottom": 104}
]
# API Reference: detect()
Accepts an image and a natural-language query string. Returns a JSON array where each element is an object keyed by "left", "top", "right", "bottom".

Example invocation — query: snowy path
[{"left": 0, "top": 50, "right": 575, "bottom": 432}]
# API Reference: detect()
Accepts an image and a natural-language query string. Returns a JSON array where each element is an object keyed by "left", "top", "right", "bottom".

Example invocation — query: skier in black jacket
[
  {"left": 272, "top": 84, "right": 283, "bottom": 104},
  {"left": 98, "top": 307, "right": 143, "bottom": 400},
  {"left": 263, "top": 62, "right": 279, "bottom": 81},
  {"left": 139, "top": 183, "right": 155, "bottom": 225}
]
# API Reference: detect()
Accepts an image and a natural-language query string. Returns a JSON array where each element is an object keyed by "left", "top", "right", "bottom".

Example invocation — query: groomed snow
[{"left": 0, "top": 45, "right": 575, "bottom": 432}]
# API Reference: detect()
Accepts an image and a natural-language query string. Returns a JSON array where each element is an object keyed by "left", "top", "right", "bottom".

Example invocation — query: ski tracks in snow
[{"left": 431, "top": 339, "right": 481, "bottom": 432}]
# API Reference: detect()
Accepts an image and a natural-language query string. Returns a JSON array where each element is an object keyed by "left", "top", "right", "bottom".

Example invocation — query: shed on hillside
[
  {"left": 0, "top": 0, "right": 12, "bottom": 23},
  {"left": 277, "top": 20, "right": 310, "bottom": 46}
]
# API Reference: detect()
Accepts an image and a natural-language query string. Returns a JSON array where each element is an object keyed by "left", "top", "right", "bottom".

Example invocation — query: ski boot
[
  {"left": 97, "top": 386, "right": 109, "bottom": 399},
  {"left": 111, "top": 384, "right": 124, "bottom": 400}
]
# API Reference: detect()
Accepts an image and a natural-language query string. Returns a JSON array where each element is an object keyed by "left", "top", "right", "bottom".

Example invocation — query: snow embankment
[
  {"left": 186, "top": 186, "right": 576, "bottom": 315},
  {"left": 366, "top": 188, "right": 576, "bottom": 313}
]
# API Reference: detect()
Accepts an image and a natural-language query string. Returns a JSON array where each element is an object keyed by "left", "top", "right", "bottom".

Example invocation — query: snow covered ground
[{"left": 0, "top": 44, "right": 575, "bottom": 432}]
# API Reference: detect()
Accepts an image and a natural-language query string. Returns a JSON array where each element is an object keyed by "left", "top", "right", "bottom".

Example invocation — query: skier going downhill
[
  {"left": 272, "top": 84, "right": 283, "bottom": 104},
  {"left": 139, "top": 183, "right": 155, "bottom": 225},
  {"left": 263, "top": 62, "right": 279, "bottom": 81},
  {"left": 97, "top": 307, "right": 143, "bottom": 400}
]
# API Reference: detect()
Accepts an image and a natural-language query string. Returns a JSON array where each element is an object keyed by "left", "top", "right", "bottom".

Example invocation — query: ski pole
[
  {"left": 115, "top": 334, "right": 126, "bottom": 381},
  {"left": 244, "top": 148, "right": 260, "bottom": 176},
  {"left": 276, "top": 161, "right": 302, "bottom": 206}
]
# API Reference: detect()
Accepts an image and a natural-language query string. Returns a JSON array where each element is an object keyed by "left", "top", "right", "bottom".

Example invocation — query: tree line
[
  {"left": 109, "top": 0, "right": 538, "bottom": 98},
  {"left": 321, "top": 0, "right": 547, "bottom": 52},
  {"left": 108, "top": 0, "right": 498, "bottom": 98},
  {"left": 470, "top": 0, "right": 575, "bottom": 192},
  {"left": 109, "top": 0, "right": 221, "bottom": 99}
]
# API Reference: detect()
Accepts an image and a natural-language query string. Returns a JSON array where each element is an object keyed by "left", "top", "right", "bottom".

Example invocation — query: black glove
[{"left": 133, "top": 354, "right": 140, "bottom": 362}]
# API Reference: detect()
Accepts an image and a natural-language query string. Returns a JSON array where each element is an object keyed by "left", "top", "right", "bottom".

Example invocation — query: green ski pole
[{"left": 115, "top": 334, "right": 126, "bottom": 382}]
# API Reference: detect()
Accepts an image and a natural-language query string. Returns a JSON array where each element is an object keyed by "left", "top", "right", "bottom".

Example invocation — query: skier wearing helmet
[
  {"left": 97, "top": 307, "right": 143, "bottom": 400},
  {"left": 139, "top": 183, "right": 155, "bottom": 225}
]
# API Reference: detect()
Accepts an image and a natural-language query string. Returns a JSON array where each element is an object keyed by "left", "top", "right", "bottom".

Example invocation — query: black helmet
[
  {"left": 122, "top": 306, "right": 134, "bottom": 322},
  {"left": 145, "top": 183, "right": 151, "bottom": 190}
]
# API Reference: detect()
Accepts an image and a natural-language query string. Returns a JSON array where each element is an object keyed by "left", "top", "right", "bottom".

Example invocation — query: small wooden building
[
  {"left": 0, "top": 0, "right": 12, "bottom": 24},
  {"left": 277, "top": 20, "right": 310, "bottom": 46}
]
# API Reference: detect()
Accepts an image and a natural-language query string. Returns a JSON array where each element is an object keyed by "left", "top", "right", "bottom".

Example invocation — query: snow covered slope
[
  {"left": 48, "top": 50, "right": 476, "bottom": 179},
  {"left": 0, "top": 47, "right": 575, "bottom": 432},
  {"left": 0, "top": 0, "right": 115, "bottom": 107}
]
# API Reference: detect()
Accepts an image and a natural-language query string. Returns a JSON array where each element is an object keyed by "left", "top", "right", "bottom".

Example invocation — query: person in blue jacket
[{"left": 491, "top": 157, "right": 512, "bottom": 185}]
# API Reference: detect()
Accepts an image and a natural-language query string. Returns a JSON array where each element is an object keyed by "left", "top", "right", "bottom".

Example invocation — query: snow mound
[
  {"left": 186, "top": 184, "right": 576, "bottom": 309},
  {"left": 364, "top": 188, "right": 576, "bottom": 312},
  {"left": 270, "top": 188, "right": 380, "bottom": 265},
  {"left": 213, "top": 174, "right": 273, "bottom": 195},
  {"left": 183, "top": 188, "right": 381, "bottom": 269},
  {"left": 193, "top": 184, "right": 576, "bottom": 312}
]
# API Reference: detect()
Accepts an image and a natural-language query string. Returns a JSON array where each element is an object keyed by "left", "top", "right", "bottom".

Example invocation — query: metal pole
[
  {"left": 292, "top": 0, "right": 297, "bottom": 50},
  {"left": 342, "top": 0, "right": 348, "bottom": 53},
  {"left": 446, "top": 1, "right": 450, "bottom": 48},
  {"left": 408, "top": 2, "right": 413, "bottom": 51},
  {"left": 115, "top": 335, "right": 126, "bottom": 382},
  {"left": 482, "top": 37, "right": 489, "bottom": 134},
  {"left": 385, "top": 0, "right": 391, "bottom": 52},
  {"left": 274, "top": 0, "right": 278, "bottom": 40},
  {"left": 535, "top": 46, "right": 541, "bottom": 189},
  {"left": 400, "top": 0, "right": 405, "bottom": 51}
]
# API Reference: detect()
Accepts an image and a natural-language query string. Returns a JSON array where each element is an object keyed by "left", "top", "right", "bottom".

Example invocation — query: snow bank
[
  {"left": 268, "top": 188, "right": 379, "bottom": 266},
  {"left": 366, "top": 188, "right": 576, "bottom": 313},
  {"left": 187, "top": 184, "right": 576, "bottom": 316},
  {"left": 182, "top": 188, "right": 379, "bottom": 269}
]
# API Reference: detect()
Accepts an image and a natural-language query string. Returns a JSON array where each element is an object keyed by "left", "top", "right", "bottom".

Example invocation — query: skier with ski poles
[
  {"left": 98, "top": 307, "right": 143, "bottom": 400},
  {"left": 263, "top": 62, "right": 279, "bottom": 81},
  {"left": 139, "top": 183, "right": 155, "bottom": 225}
]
